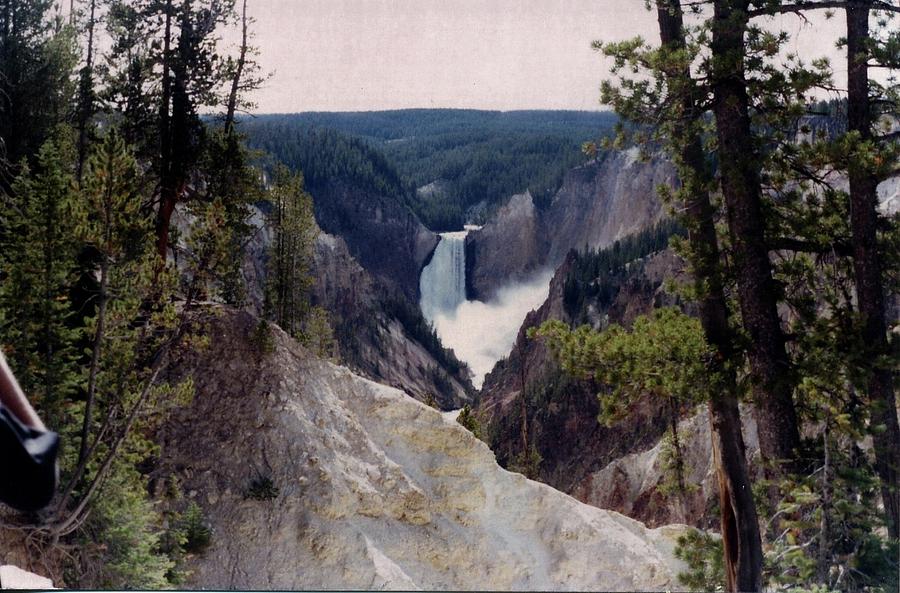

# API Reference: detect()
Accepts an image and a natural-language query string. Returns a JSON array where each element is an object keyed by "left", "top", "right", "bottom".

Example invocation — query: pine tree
[
  {"left": 708, "top": 0, "right": 803, "bottom": 473},
  {"left": 0, "top": 0, "right": 77, "bottom": 189},
  {"left": 102, "top": 0, "right": 260, "bottom": 260},
  {"left": 44, "top": 130, "right": 194, "bottom": 586},
  {"left": 844, "top": 0, "right": 900, "bottom": 539},
  {"left": 0, "top": 136, "right": 83, "bottom": 427},
  {"left": 265, "top": 166, "right": 317, "bottom": 337}
]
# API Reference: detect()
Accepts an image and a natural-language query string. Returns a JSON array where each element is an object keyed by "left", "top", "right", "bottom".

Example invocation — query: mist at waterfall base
[{"left": 419, "top": 230, "right": 552, "bottom": 389}]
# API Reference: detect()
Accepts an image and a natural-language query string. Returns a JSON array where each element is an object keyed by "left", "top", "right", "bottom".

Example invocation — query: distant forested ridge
[{"left": 241, "top": 110, "right": 618, "bottom": 230}]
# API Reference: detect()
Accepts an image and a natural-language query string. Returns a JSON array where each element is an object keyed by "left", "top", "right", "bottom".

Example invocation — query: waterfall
[
  {"left": 419, "top": 230, "right": 469, "bottom": 323},
  {"left": 419, "top": 225, "right": 550, "bottom": 389}
]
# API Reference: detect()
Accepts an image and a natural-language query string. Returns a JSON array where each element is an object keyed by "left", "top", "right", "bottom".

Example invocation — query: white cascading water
[
  {"left": 419, "top": 230, "right": 469, "bottom": 322},
  {"left": 419, "top": 225, "right": 552, "bottom": 389}
]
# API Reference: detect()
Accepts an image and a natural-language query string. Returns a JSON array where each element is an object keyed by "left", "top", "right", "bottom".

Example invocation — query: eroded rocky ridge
[
  {"left": 154, "top": 309, "right": 688, "bottom": 591},
  {"left": 466, "top": 150, "right": 674, "bottom": 299},
  {"left": 465, "top": 191, "right": 547, "bottom": 300}
]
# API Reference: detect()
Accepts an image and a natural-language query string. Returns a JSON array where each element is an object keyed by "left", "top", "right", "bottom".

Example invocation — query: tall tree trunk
[
  {"left": 78, "top": 257, "right": 107, "bottom": 466},
  {"left": 655, "top": 2, "right": 763, "bottom": 589},
  {"left": 845, "top": 0, "right": 900, "bottom": 539},
  {"left": 156, "top": 0, "right": 175, "bottom": 259},
  {"left": 156, "top": 0, "right": 193, "bottom": 260},
  {"left": 710, "top": 0, "right": 801, "bottom": 473},
  {"left": 224, "top": 0, "right": 248, "bottom": 136},
  {"left": 76, "top": 0, "right": 96, "bottom": 182}
]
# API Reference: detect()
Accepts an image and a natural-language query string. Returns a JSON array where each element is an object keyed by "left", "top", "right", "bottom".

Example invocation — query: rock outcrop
[
  {"left": 576, "top": 405, "right": 760, "bottom": 529},
  {"left": 465, "top": 191, "right": 546, "bottom": 300},
  {"left": 466, "top": 150, "right": 674, "bottom": 300},
  {"left": 542, "top": 149, "right": 673, "bottom": 264},
  {"left": 310, "top": 179, "right": 437, "bottom": 301},
  {"left": 155, "top": 309, "right": 688, "bottom": 591},
  {"left": 0, "top": 565, "right": 54, "bottom": 590}
]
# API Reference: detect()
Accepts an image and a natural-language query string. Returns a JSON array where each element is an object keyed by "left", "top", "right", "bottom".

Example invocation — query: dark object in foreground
[{"left": 0, "top": 405, "right": 58, "bottom": 512}]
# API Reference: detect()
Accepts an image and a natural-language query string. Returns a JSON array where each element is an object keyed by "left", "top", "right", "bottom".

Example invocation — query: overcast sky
[{"left": 233, "top": 0, "right": 847, "bottom": 113}]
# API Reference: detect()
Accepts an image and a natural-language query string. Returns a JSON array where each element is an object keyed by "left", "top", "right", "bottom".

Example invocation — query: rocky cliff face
[
  {"left": 477, "top": 248, "right": 696, "bottom": 527},
  {"left": 465, "top": 191, "right": 546, "bottom": 300},
  {"left": 155, "top": 309, "right": 688, "bottom": 591},
  {"left": 310, "top": 179, "right": 438, "bottom": 301},
  {"left": 577, "top": 404, "right": 760, "bottom": 530},
  {"left": 311, "top": 232, "right": 472, "bottom": 409},
  {"left": 466, "top": 150, "right": 674, "bottom": 300},
  {"left": 241, "top": 209, "right": 470, "bottom": 410}
]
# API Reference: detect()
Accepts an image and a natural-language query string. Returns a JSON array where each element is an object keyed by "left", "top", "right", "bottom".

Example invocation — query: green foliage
[
  {"left": 0, "top": 1, "right": 78, "bottom": 178},
  {"left": 764, "top": 434, "right": 899, "bottom": 593},
  {"left": 674, "top": 529, "right": 726, "bottom": 592},
  {"left": 198, "top": 129, "right": 263, "bottom": 306},
  {"left": 561, "top": 220, "right": 684, "bottom": 322},
  {"left": 657, "top": 429, "right": 698, "bottom": 500},
  {"left": 532, "top": 308, "right": 709, "bottom": 503},
  {"left": 242, "top": 110, "right": 619, "bottom": 230},
  {"left": 508, "top": 446, "right": 543, "bottom": 480},
  {"left": 179, "top": 502, "right": 212, "bottom": 554},
  {"left": 0, "top": 136, "right": 84, "bottom": 426},
  {"left": 264, "top": 166, "right": 318, "bottom": 337},
  {"left": 250, "top": 319, "right": 276, "bottom": 356},
  {"left": 297, "top": 306, "right": 339, "bottom": 361},
  {"left": 456, "top": 404, "right": 481, "bottom": 438},
  {"left": 81, "top": 458, "right": 175, "bottom": 589},
  {"left": 531, "top": 308, "right": 712, "bottom": 424},
  {"left": 249, "top": 125, "right": 413, "bottom": 209}
]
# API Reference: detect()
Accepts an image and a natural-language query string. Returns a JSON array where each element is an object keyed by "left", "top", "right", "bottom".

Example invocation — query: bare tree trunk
[
  {"left": 845, "top": 0, "right": 900, "bottom": 539},
  {"left": 224, "top": 0, "right": 248, "bottom": 136},
  {"left": 75, "top": 0, "right": 96, "bottom": 181},
  {"left": 710, "top": 0, "right": 801, "bottom": 474},
  {"left": 156, "top": 0, "right": 175, "bottom": 259},
  {"left": 655, "top": 3, "right": 763, "bottom": 589},
  {"left": 77, "top": 257, "right": 107, "bottom": 466}
]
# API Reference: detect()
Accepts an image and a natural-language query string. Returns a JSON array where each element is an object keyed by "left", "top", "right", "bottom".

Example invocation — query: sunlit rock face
[
  {"left": 465, "top": 150, "right": 675, "bottom": 301},
  {"left": 157, "top": 309, "right": 688, "bottom": 591},
  {"left": 465, "top": 191, "right": 546, "bottom": 302}
]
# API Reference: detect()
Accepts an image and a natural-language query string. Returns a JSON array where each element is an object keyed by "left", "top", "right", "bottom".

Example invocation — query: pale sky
[{"left": 231, "top": 0, "right": 848, "bottom": 113}]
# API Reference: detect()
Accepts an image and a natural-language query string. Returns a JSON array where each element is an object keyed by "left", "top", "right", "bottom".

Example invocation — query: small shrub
[
  {"left": 298, "top": 306, "right": 339, "bottom": 360},
  {"left": 456, "top": 404, "right": 480, "bottom": 437},
  {"left": 657, "top": 429, "right": 698, "bottom": 499},
  {"left": 180, "top": 502, "right": 212, "bottom": 554},
  {"left": 509, "top": 445, "right": 543, "bottom": 480},
  {"left": 250, "top": 319, "right": 275, "bottom": 355},
  {"left": 245, "top": 475, "right": 280, "bottom": 501},
  {"left": 674, "top": 529, "right": 725, "bottom": 592}
]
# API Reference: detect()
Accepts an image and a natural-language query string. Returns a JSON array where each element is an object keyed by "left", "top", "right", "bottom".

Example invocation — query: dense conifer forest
[{"left": 241, "top": 110, "right": 618, "bottom": 230}]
